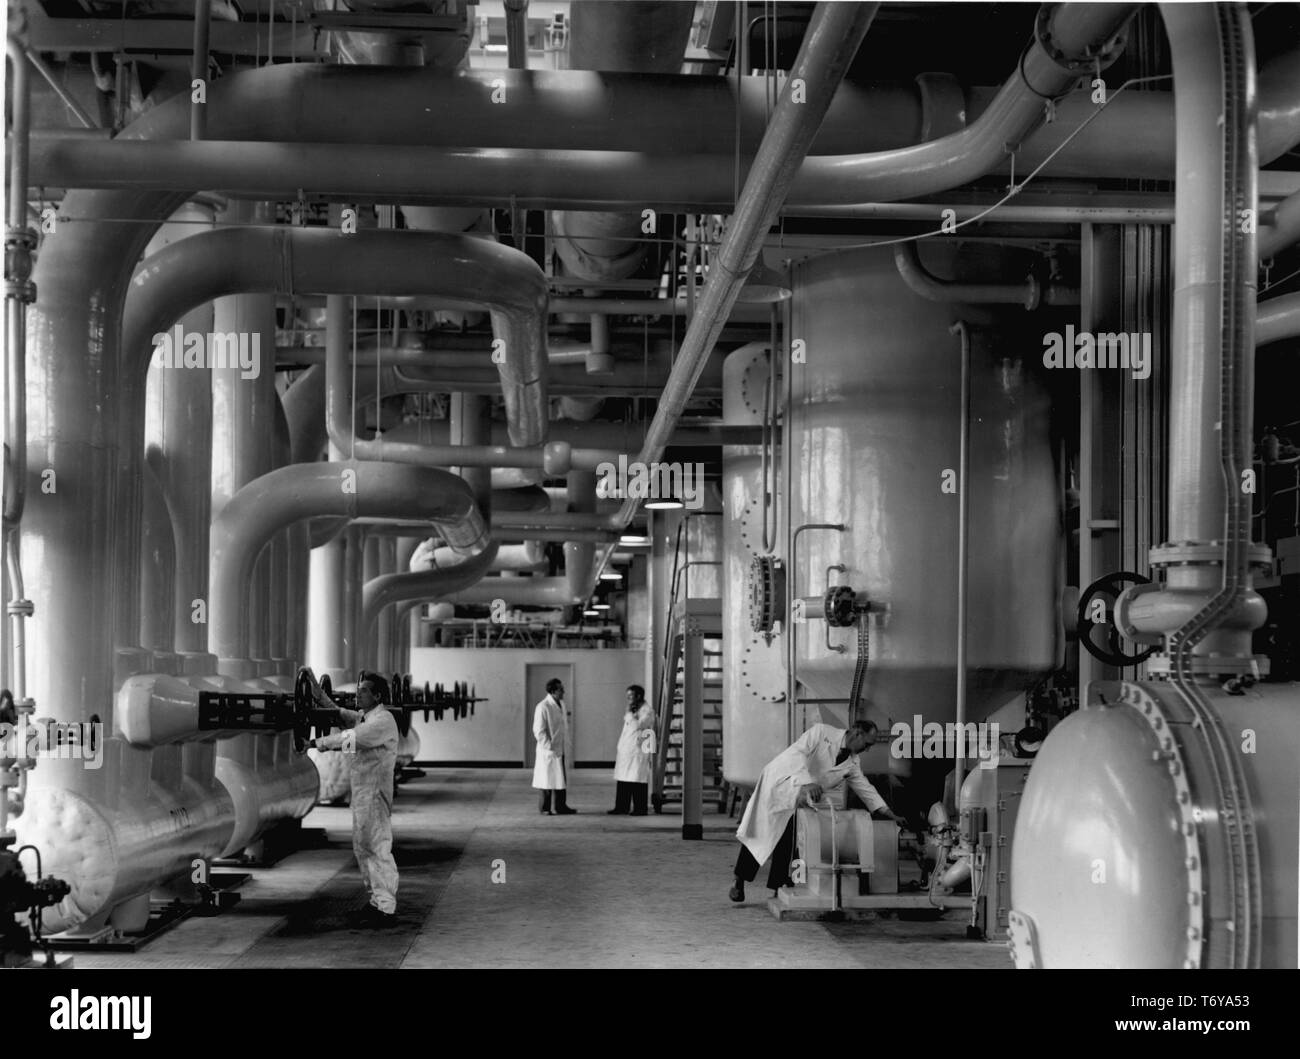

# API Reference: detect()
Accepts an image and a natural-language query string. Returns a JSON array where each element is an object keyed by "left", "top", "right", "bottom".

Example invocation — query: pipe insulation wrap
[{"left": 210, "top": 461, "right": 488, "bottom": 663}]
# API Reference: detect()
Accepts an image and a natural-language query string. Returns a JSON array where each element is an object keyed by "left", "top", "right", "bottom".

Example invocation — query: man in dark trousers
[{"left": 730, "top": 720, "right": 905, "bottom": 902}]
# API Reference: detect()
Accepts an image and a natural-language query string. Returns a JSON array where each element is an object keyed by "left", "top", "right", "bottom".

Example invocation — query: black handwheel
[
  {"left": 1076, "top": 571, "right": 1157, "bottom": 667},
  {"left": 293, "top": 669, "right": 315, "bottom": 752}
]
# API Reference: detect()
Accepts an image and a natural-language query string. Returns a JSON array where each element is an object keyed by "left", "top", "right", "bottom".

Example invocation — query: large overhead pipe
[
  {"left": 209, "top": 462, "right": 489, "bottom": 674},
  {"left": 589, "top": 2, "right": 878, "bottom": 591},
  {"left": 26, "top": 48, "right": 1300, "bottom": 196},
  {"left": 127, "top": 226, "right": 549, "bottom": 451}
]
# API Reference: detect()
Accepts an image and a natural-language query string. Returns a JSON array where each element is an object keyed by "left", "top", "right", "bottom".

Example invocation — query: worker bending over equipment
[{"left": 730, "top": 720, "right": 905, "bottom": 903}]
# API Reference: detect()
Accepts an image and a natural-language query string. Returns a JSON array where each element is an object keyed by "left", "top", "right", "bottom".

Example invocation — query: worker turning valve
[
  {"left": 301, "top": 669, "right": 401, "bottom": 927},
  {"left": 729, "top": 721, "right": 905, "bottom": 903}
]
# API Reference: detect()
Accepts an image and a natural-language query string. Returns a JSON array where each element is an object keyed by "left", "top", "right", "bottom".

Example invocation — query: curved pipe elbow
[
  {"left": 210, "top": 461, "right": 485, "bottom": 662},
  {"left": 892, "top": 243, "right": 1073, "bottom": 309},
  {"left": 360, "top": 542, "right": 500, "bottom": 637}
]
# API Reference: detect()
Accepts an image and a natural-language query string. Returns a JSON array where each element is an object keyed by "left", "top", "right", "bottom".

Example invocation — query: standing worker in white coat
[
  {"left": 729, "top": 720, "right": 905, "bottom": 902},
  {"left": 303, "top": 669, "right": 401, "bottom": 927},
  {"left": 608, "top": 684, "right": 656, "bottom": 816},
  {"left": 533, "top": 678, "right": 577, "bottom": 815}
]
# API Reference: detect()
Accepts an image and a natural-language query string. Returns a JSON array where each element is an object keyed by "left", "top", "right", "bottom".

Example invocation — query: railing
[{"left": 651, "top": 512, "right": 722, "bottom": 805}]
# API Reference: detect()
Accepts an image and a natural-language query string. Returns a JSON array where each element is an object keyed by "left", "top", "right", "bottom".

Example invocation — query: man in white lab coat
[
  {"left": 608, "top": 684, "right": 656, "bottom": 816},
  {"left": 730, "top": 720, "right": 904, "bottom": 902},
  {"left": 533, "top": 678, "right": 576, "bottom": 815},
  {"left": 304, "top": 669, "right": 401, "bottom": 926}
]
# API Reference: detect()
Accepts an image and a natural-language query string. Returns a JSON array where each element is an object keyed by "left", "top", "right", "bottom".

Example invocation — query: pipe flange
[
  {"left": 5, "top": 599, "right": 34, "bottom": 618},
  {"left": 1149, "top": 541, "right": 1273, "bottom": 570},
  {"left": 1109, "top": 680, "right": 1204, "bottom": 968},
  {"left": 1035, "top": 3, "right": 1129, "bottom": 73},
  {"left": 824, "top": 585, "right": 858, "bottom": 627},
  {"left": 748, "top": 554, "right": 785, "bottom": 634}
]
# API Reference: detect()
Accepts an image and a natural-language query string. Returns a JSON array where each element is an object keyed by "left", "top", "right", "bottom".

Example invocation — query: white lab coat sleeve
[
  {"left": 846, "top": 761, "right": 888, "bottom": 813},
  {"left": 316, "top": 731, "right": 345, "bottom": 751},
  {"left": 533, "top": 703, "right": 553, "bottom": 752},
  {"left": 785, "top": 726, "right": 824, "bottom": 790}
]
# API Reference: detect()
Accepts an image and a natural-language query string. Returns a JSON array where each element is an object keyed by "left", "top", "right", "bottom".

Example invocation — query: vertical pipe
[
  {"left": 342, "top": 526, "right": 363, "bottom": 679},
  {"left": 949, "top": 321, "right": 971, "bottom": 806},
  {"left": 190, "top": 0, "right": 211, "bottom": 141},
  {"left": 4, "top": 40, "right": 33, "bottom": 529},
  {"left": 682, "top": 622, "right": 703, "bottom": 840},
  {"left": 210, "top": 201, "right": 277, "bottom": 676},
  {"left": 310, "top": 535, "right": 347, "bottom": 683},
  {"left": 505, "top": 0, "right": 529, "bottom": 70},
  {"left": 377, "top": 536, "right": 396, "bottom": 673}
]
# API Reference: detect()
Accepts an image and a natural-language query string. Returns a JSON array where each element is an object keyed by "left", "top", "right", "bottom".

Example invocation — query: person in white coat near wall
[
  {"left": 608, "top": 685, "right": 656, "bottom": 816},
  {"left": 729, "top": 720, "right": 905, "bottom": 903},
  {"left": 533, "top": 678, "right": 577, "bottom": 815}
]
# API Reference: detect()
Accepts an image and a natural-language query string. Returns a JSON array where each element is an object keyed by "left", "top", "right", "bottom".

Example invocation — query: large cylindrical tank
[
  {"left": 788, "top": 246, "right": 1059, "bottom": 731},
  {"left": 722, "top": 344, "right": 789, "bottom": 786},
  {"left": 1011, "top": 680, "right": 1299, "bottom": 968}
]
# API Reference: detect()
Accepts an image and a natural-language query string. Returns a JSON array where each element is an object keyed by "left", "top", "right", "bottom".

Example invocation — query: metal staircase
[{"left": 651, "top": 515, "right": 725, "bottom": 838}]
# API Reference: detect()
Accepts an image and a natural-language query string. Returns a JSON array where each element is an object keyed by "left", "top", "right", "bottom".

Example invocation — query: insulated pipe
[
  {"left": 791, "top": 2, "right": 1138, "bottom": 205},
  {"left": 141, "top": 202, "right": 217, "bottom": 666},
  {"left": 139, "top": 454, "right": 177, "bottom": 662},
  {"left": 1259, "top": 188, "right": 1300, "bottom": 261},
  {"left": 505, "top": 0, "right": 528, "bottom": 69},
  {"left": 359, "top": 543, "right": 502, "bottom": 640},
  {"left": 1256, "top": 292, "right": 1300, "bottom": 346},
  {"left": 893, "top": 243, "right": 1079, "bottom": 309},
  {"left": 126, "top": 226, "right": 549, "bottom": 451},
  {"left": 24, "top": 44, "right": 1300, "bottom": 201},
  {"left": 594, "top": 2, "right": 878, "bottom": 595},
  {"left": 209, "top": 461, "right": 489, "bottom": 668},
  {"left": 432, "top": 577, "right": 583, "bottom": 607},
  {"left": 565, "top": 469, "right": 597, "bottom": 601}
]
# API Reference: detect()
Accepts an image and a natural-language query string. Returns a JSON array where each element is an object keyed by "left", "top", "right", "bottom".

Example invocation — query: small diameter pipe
[
  {"left": 894, "top": 243, "right": 1080, "bottom": 309},
  {"left": 190, "top": 0, "right": 211, "bottom": 141},
  {"left": 949, "top": 321, "right": 971, "bottom": 808}
]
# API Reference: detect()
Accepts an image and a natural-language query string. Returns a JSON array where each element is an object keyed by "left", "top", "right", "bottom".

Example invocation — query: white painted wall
[{"left": 408, "top": 647, "right": 643, "bottom": 764}]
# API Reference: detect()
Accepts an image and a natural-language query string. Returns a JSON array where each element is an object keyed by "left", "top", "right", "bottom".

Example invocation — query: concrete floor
[{"left": 71, "top": 769, "right": 1013, "bottom": 970}]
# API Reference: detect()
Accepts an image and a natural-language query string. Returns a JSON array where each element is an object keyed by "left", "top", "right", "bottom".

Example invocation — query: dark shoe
[
  {"left": 346, "top": 906, "right": 396, "bottom": 929},
  {"left": 539, "top": 808, "right": 554, "bottom": 815},
  {"left": 555, "top": 807, "right": 577, "bottom": 815},
  {"left": 629, "top": 810, "right": 648, "bottom": 817},
  {"left": 607, "top": 808, "right": 628, "bottom": 815},
  {"left": 728, "top": 880, "right": 745, "bottom": 903}
]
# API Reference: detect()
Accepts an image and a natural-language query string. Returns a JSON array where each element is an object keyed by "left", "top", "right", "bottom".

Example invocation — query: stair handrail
[{"left": 651, "top": 513, "right": 723, "bottom": 806}]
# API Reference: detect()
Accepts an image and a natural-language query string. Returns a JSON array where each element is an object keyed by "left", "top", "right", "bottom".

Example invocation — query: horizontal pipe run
[
  {"left": 1259, "top": 188, "right": 1300, "bottom": 260},
  {"left": 25, "top": 41, "right": 1300, "bottom": 202},
  {"left": 1256, "top": 293, "right": 1300, "bottom": 347}
]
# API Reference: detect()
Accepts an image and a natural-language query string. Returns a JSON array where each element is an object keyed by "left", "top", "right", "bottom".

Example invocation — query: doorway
[{"left": 524, "top": 663, "right": 574, "bottom": 768}]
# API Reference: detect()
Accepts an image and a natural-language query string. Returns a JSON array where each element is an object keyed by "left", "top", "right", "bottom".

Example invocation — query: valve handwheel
[{"left": 1076, "top": 571, "right": 1157, "bottom": 667}]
